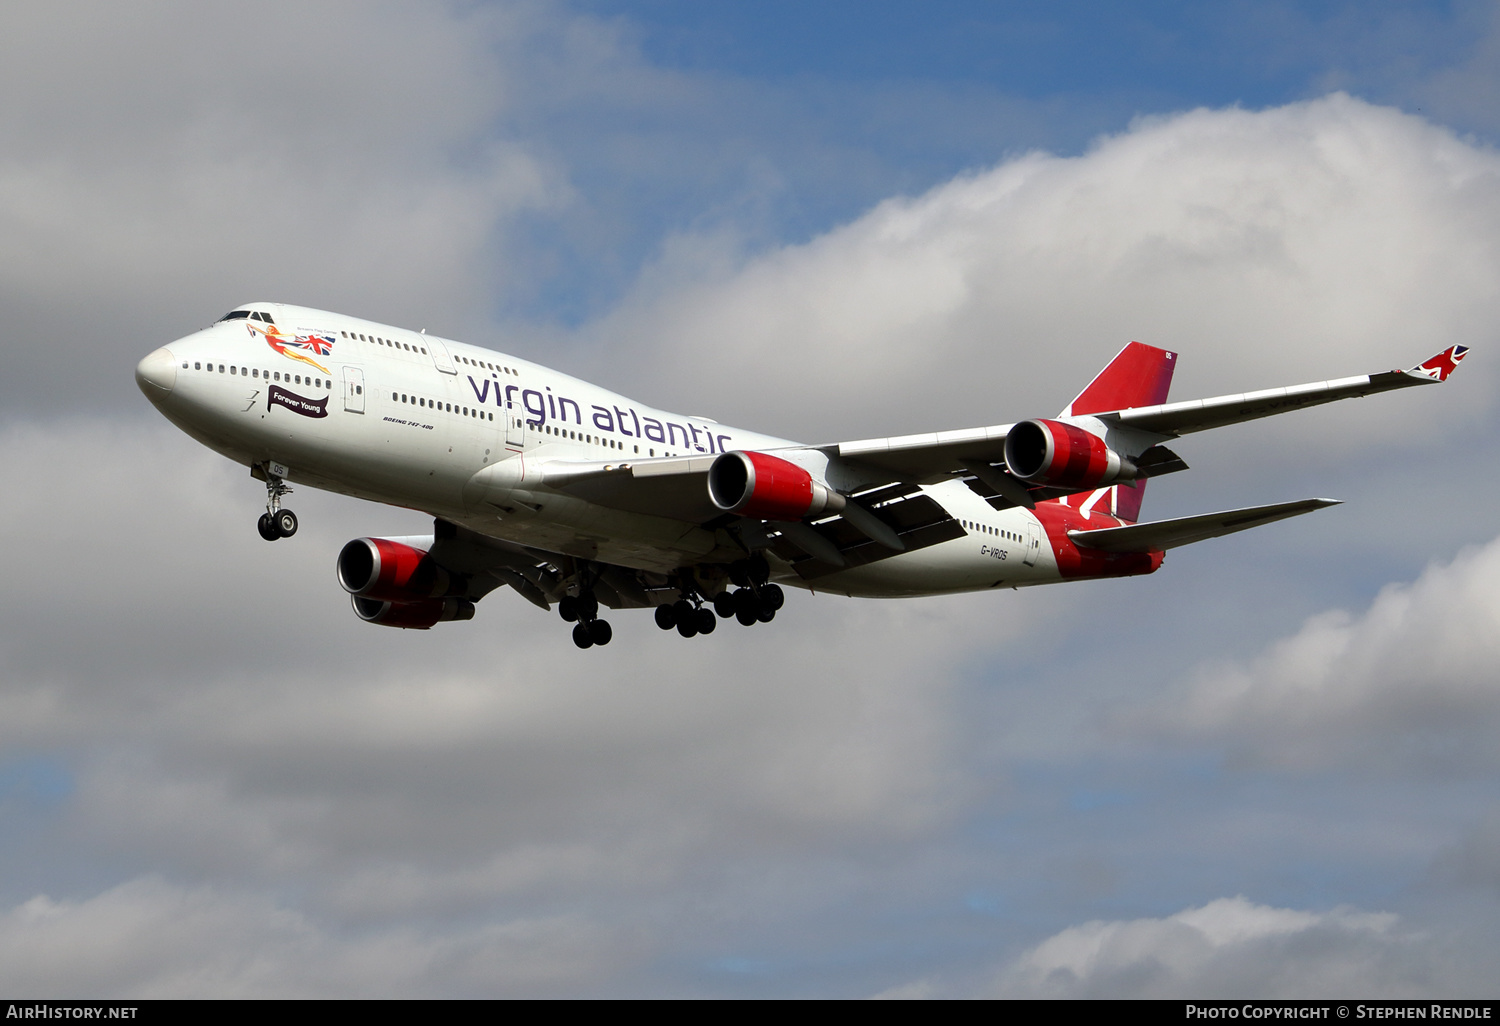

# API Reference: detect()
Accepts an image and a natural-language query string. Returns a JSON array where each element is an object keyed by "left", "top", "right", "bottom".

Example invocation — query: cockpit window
[{"left": 218, "top": 310, "right": 251, "bottom": 322}]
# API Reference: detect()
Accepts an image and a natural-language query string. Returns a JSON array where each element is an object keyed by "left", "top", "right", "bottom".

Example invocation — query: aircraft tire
[
  {"left": 732, "top": 588, "right": 758, "bottom": 617},
  {"left": 676, "top": 615, "right": 699, "bottom": 638},
  {"left": 728, "top": 560, "right": 751, "bottom": 587},
  {"left": 654, "top": 604, "right": 676, "bottom": 630},
  {"left": 748, "top": 552, "right": 769, "bottom": 585},
  {"left": 761, "top": 583, "right": 785, "bottom": 611},
  {"left": 589, "top": 619, "right": 613, "bottom": 646},
  {"left": 713, "top": 592, "right": 736, "bottom": 618},
  {"left": 577, "top": 593, "right": 599, "bottom": 622},
  {"left": 572, "top": 623, "right": 594, "bottom": 649},
  {"left": 696, "top": 608, "right": 716, "bottom": 635},
  {"left": 756, "top": 606, "right": 776, "bottom": 623},
  {"left": 274, "top": 509, "right": 298, "bottom": 538},
  {"left": 559, "top": 596, "right": 579, "bottom": 622},
  {"left": 257, "top": 513, "right": 279, "bottom": 541},
  {"left": 735, "top": 606, "right": 758, "bottom": 627}
]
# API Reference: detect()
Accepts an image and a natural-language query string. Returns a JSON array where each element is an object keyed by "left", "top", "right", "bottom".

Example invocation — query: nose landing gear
[{"left": 255, "top": 465, "right": 298, "bottom": 541}]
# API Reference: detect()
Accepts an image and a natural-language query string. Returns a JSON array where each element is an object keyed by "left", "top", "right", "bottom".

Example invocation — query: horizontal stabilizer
[{"left": 1069, "top": 498, "right": 1341, "bottom": 553}]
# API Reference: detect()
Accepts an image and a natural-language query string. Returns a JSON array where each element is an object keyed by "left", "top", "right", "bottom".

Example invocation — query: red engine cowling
[
  {"left": 1004, "top": 419, "right": 1138, "bottom": 489},
  {"left": 338, "top": 537, "right": 454, "bottom": 602},
  {"left": 707, "top": 451, "right": 845, "bottom": 521},
  {"left": 351, "top": 596, "right": 475, "bottom": 629}
]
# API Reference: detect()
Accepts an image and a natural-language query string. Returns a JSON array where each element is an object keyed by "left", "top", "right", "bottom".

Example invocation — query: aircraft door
[
  {"left": 1022, "top": 519, "right": 1040, "bottom": 566},
  {"left": 504, "top": 398, "right": 526, "bottom": 451},
  {"left": 420, "top": 332, "right": 458, "bottom": 375},
  {"left": 342, "top": 366, "right": 365, "bottom": 414}
]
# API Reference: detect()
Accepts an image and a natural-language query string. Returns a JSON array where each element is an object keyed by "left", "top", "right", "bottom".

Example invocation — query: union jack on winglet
[{"left": 1412, "top": 345, "right": 1469, "bottom": 382}]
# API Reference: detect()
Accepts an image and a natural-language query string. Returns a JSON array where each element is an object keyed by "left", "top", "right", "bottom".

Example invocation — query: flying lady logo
[{"left": 248, "top": 321, "right": 335, "bottom": 374}]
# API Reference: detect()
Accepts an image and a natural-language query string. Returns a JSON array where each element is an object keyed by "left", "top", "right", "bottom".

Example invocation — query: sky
[{"left": 1, "top": 0, "right": 1499, "bottom": 998}]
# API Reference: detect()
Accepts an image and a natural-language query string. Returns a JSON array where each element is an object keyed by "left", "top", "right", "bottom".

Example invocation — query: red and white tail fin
[
  {"left": 1058, "top": 341, "right": 1178, "bottom": 524},
  {"left": 1061, "top": 340, "right": 1177, "bottom": 416}
]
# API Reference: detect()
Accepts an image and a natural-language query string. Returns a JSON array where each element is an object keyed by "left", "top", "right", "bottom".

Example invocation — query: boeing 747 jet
[{"left": 135, "top": 303, "right": 1467, "bottom": 647}]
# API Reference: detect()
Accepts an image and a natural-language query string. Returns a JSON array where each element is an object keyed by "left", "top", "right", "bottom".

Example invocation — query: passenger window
[
  {"left": 357, "top": 386, "right": 363, "bottom": 395},
  {"left": 194, "top": 362, "right": 201, "bottom": 370}
]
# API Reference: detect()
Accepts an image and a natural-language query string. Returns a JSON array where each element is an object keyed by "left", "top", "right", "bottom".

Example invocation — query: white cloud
[
  {"left": 0, "top": 876, "right": 630, "bottom": 998},
  {"left": 1147, "top": 531, "right": 1500, "bottom": 771},
  {"left": 595, "top": 94, "right": 1498, "bottom": 469},
  {"left": 989, "top": 896, "right": 1449, "bottom": 998}
]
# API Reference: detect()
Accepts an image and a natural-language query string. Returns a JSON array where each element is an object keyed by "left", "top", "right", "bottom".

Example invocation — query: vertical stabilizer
[
  {"left": 1061, "top": 341, "right": 1177, "bottom": 416},
  {"left": 1058, "top": 341, "right": 1177, "bottom": 524}
]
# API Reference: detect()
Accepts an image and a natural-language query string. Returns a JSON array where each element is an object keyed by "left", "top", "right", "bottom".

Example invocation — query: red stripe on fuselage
[{"left": 1031, "top": 498, "right": 1164, "bottom": 579}]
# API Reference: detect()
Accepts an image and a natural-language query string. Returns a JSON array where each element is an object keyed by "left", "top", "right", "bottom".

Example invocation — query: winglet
[{"left": 1409, "top": 345, "right": 1470, "bottom": 382}]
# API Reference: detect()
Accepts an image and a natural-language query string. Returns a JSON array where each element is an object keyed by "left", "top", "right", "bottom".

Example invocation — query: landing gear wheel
[
  {"left": 676, "top": 614, "right": 699, "bottom": 638},
  {"left": 728, "top": 560, "right": 751, "bottom": 588},
  {"left": 572, "top": 623, "right": 595, "bottom": 649},
  {"left": 732, "top": 588, "right": 758, "bottom": 617},
  {"left": 654, "top": 604, "right": 677, "bottom": 630},
  {"left": 589, "top": 619, "right": 613, "bottom": 646},
  {"left": 274, "top": 509, "right": 298, "bottom": 538},
  {"left": 760, "top": 583, "right": 785, "bottom": 611},
  {"left": 576, "top": 593, "right": 599, "bottom": 622},
  {"left": 559, "top": 596, "right": 579, "bottom": 623},
  {"left": 695, "top": 608, "right": 717, "bottom": 635},
  {"left": 713, "top": 592, "right": 736, "bottom": 618},
  {"left": 756, "top": 606, "right": 776, "bottom": 623},
  {"left": 257, "top": 513, "right": 279, "bottom": 541},
  {"left": 736, "top": 606, "right": 759, "bottom": 627}
]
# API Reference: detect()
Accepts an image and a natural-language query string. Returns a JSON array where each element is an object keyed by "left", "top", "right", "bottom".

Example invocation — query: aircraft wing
[
  {"left": 827, "top": 424, "right": 1013, "bottom": 484},
  {"left": 818, "top": 346, "right": 1467, "bottom": 490},
  {"left": 1097, "top": 346, "right": 1468, "bottom": 438},
  {"left": 541, "top": 455, "right": 721, "bottom": 522},
  {"left": 1068, "top": 497, "right": 1340, "bottom": 552}
]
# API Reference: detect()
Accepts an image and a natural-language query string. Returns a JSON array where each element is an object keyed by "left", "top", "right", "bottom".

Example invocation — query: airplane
[{"left": 134, "top": 302, "right": 1468, "bottom": 648}]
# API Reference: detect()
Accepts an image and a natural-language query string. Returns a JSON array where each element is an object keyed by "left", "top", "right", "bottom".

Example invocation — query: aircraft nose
[{"left": 135, "top": 347, "right": 177, "bottom": 404}]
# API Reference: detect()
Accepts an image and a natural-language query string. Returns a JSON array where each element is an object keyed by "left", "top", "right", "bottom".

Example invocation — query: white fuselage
[{"left": 144, "top": 303, "right": 1082, "bottom": 596}]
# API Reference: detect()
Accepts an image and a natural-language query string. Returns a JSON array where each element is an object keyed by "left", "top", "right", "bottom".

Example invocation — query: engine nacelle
[
  {"left": 1004, "top": 419, "right": 1138, "bottom": 489},
  {"left": 351, "top": 596, "right": 475, "bottom": 629},
  {"left": 337, "top": 537, "right": 455, "bottom": 602},
  {"left": 707, "top": 451, "right": 845, "bottom": 521}
]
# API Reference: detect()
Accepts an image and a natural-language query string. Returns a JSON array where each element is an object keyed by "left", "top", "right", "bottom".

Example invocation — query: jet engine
[
  {"left": 338, "top": 537, "right": 454, "bottom": 601},
  {"left": 350, "top": 595, "right": 475, "bottom": 629},
  {"left": 1004, "top": 419, "right": 1139, "bottom": 489},
  {"left": 707, "top": 451, "right": 845, "bottom": 521},
  {"left": 338, "top": 537, "right": 473, "bottom": 628}
]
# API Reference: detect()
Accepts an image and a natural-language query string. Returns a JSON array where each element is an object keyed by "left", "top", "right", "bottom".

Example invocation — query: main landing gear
[
  {"left": 559, "top": 591, "right": 613, "bottom": 649},
  {"left": 255, "top": 467, "right": 298, "bottom": 541},
  {"left": 653, "top": 555, "right": 785, "bottom": 638}
]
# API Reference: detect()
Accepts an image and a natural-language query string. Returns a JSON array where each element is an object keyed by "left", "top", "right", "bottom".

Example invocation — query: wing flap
[{"left": 1069, "top": 498, "right": 1341, "bottom": 553}]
